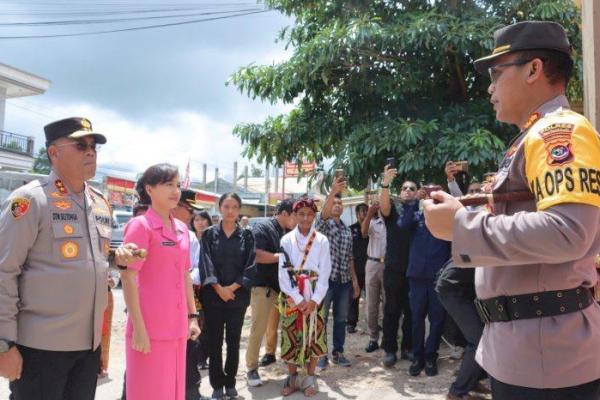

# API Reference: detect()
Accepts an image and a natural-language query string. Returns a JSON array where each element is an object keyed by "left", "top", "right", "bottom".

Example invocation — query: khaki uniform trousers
[
  {"left": 245, "top": 286, "right": 280, "bottom": 370},
  {"left": 366, "top": 259, "right": 385, "bottom": 341}
]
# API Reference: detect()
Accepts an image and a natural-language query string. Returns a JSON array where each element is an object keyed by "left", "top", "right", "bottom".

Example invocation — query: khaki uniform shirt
[
  {"left": 453, "top": 95, "right": 600, "bottom": 388},
  {"left": 0, "top": 170, "right": 111, "bottom": 351}
]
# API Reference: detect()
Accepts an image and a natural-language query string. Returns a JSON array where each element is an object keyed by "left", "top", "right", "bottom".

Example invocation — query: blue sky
[{"left": 1, "top": 1, "right": 292, "bottom": 180}]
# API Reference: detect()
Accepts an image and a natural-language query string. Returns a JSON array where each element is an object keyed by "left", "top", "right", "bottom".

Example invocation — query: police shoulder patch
[
  {"left": 538, "top": 122, "right": 575, "bottom": 166},
  {"left": 10, "top": 197, "right": 30, "bottom": 219}
]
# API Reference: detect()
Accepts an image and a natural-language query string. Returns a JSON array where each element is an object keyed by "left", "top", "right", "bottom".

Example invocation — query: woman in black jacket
[{"left": 201, "top": 193, "right": 255, "bottom": 400}]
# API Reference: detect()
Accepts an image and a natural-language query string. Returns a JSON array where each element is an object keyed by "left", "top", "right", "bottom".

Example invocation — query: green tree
[
  {"left": 229, "top": 0, "right": 582, "bottom": 188},
  {"left": 32, "top": 147, "right": 51, "bottom": 174}
]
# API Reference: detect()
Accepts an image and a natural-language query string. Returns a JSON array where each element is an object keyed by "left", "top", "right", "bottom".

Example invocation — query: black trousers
[
  {"left": 204, "top": 305, "right": 247, "bottom": 390},
  {"left": 186, "top": 338, "right": 202, "bottom": 400},
  {"left": 438, "top": 290, "right": 486, "bottom": 397},
  {"left": 491, "top": 377, "right": 600, "bottom": 400},
  {"left": 381, "top": 269, "right": 412, "bottom": 353},
  {"left": 347, "top": 262, "right": 366, "bottom": 328},
  {"left": 10, "top": 345, "right": 100, "bottom": 400}
]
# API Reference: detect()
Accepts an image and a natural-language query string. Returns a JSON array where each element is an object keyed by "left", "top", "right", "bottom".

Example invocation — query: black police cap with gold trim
[
  {"left": 44, "top": 117, "right": 107, "bottom": 145},
  {"left": 474, "top": 21, "right": 571, "bottom": 74},
  {"left": 180, "top": 189, "right": 204, "bottom": 210}
]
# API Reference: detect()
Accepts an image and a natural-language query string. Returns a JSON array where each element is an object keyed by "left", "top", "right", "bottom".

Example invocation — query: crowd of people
[{"left": 3, "top": 19, "right": 600, "bottom": 400}]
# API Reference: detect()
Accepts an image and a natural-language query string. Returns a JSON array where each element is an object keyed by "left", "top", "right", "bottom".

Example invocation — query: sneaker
[
  {"left": 425, "top": 359, "right": 438, "bottom": 376},
  {"left": 346, "top": 325, "right": 357, "bottom": 334},
  {"left": 259, "top": 353, "right": 276, "bottom": 367},
  {"left": 332, "top": 352, "right": 351, "bottom": 367},
  {"left": 211, "top": 388, "right": 224, "bottom": 400},
  {"left": 365, "top": 341, "right": 379, "bottom": 353},
  {"left": 409, "top": 358, "right": 426, "bottom": 376},
  {"left": 383, "top": 352, "right": 397, "bottom": 368},
  {"left": 316, "top": 356, "right": 329, "bottom": 372},
  {"left": 225, "top": 387, "right": 238, "bottom": 399},
  {"left": 246, "top": 369, "right": 262, "bottom": 387}
]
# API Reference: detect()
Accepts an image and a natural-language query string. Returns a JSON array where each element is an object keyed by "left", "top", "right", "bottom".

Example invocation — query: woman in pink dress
[{"left": 121, "top": 163, "right": 201, "bottom": 400}]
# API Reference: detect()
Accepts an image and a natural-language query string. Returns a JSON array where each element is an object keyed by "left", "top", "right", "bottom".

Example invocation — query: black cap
[
  {"left": 44, "top": 117, "right": 107, "bottom": 145},
  {"left": 180, "top": 189, "right": 203, "bottom": 210},
  {"left": 474, "top": 21, "right": 572, "bottom": 74}
]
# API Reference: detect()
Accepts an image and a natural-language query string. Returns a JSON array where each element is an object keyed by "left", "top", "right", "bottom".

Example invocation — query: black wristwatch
[
  {"left": 117, "top": 265, "right": 128, "bottom": 270},
  {"left": 380, "top": 184, "right": 390, "bottom": 189},
  {"left": 0, "top": 339, "right": 15, "bottom": 353}
]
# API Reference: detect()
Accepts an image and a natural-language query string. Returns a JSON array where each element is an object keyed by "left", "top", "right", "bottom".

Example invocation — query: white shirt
[
  {"left": 188, "top": 231, "right": 201, "bottom": 285},
  {"left": 278, "top": 227, "right": 332, "bottom": 306},
  {"left": 367, "top": 217, "right": 386, "bottom": 259}
]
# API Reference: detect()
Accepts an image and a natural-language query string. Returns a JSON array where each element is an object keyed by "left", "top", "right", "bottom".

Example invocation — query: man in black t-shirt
[
  {"left": 245, "top": 200, "right": 296, "bottom": 387},
  {"left": 379, "top": 165, "right": 416, "bottom": 368}
]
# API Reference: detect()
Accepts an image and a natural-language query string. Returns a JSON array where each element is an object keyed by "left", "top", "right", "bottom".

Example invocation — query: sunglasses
[
  {"left": 488, "top": 58, "right": 534, "bottom": 83},
  {"left": 401, "top": 186, "right": 417, "bottom": 192},
  {"left": 54, "top": 141, "right": 100, "bottom": 152}
]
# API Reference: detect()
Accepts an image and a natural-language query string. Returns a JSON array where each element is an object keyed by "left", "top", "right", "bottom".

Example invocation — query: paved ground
[{"left": 1, "top": 288, "right": 490, "bottom": 399}]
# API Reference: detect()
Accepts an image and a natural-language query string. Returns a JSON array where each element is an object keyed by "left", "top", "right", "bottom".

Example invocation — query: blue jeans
[
  {"left": 322, "top": 280, "right": 352, "bottom": 354},
  {"left": 409, "top": 278, "right": 446, "bottom": 361}
]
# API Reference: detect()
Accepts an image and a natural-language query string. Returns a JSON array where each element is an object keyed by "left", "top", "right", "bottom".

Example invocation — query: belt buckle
[
  {"left": 474, "top": 298, "right": 491, "bottom": 324},
  {"left": 379, "top": 257, "right": 385, "bottom": 263}
]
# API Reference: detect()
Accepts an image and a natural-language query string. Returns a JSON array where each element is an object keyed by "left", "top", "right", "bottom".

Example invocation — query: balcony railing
[{"left": 0, "top": 130, "right": 34, "bottom": 156}]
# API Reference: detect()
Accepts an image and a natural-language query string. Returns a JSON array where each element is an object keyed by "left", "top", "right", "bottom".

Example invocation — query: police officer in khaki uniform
[
  {"left": 424, "top": 21, "right": 600, "bottom": 399},
  {"left": 0, "top": 118, "right": 139, "bottom": 399}
]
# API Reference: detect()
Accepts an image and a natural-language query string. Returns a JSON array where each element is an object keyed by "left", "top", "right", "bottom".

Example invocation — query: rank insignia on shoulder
[
  {"left": 53, "top": 200, "right": 72, "bottom": 210},
  {"left": 523, "top": 112, "right": 541, "bottom": 130},
  {"left": 63, "top": 224, "right": 75, "bottom": 235},
  {"left": 10, "top": 197, "right": 30, "bottom": 219},
  {"left": 55, "top": 180, "right": 68, "bottom": 195},
  {"left": 61, "top": 241, "right": 79, "bottom": 259}
]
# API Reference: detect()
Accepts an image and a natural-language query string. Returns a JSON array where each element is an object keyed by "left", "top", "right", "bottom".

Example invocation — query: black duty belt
[
  {"left": 367, "top": 256, "right": 385, "bottom": 263},
  {"left": 474, "top": 286, "right": 594, "bottom": 324}
]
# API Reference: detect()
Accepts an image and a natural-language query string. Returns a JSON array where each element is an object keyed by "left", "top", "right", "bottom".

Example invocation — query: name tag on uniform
[
  {"left": 52, "top": 212, "right": 78, "bottom": 221},
  {"left": 161, "top": 241, "right": 176, "bottom": 247}
]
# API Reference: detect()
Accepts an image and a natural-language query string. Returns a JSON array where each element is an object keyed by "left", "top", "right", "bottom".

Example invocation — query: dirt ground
[{"left": 0, "top": 288, "right": 491, "bottom": 399}]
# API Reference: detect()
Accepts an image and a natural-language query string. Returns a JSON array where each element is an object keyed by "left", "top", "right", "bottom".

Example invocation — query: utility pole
[
  {"left": 264, "top": 164, "right": 270, "bottom": 217},
  {"left": 202, "top": 164, "right": 207, "bottom": 188},
  {"left": 233, "top": 161, "right": 238, "bottom": 192},
  {"left": 214, "top": 168, "right": 219, "bottom": 194},
  {"left": 244, "top": 165, "right": 249, "bottom": 191}
]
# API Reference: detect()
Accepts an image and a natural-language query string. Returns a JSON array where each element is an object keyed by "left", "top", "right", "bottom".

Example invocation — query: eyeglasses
[
  {"left": 401, "top": 186, "right": 417, "bottom": 192},
  {"left": 54, "top": 141, "right": 100, "bottom": 152},
  {"left": 488, "top": 59, "right": 533, "bottom": 83}
]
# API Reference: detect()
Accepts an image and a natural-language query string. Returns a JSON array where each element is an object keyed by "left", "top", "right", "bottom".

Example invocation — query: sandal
[
  {"left": 302, "top": 375, "right": 318, "bottom": 397},
  {"left": 281, "top": 373, "right": 299, "bottom": 397}
]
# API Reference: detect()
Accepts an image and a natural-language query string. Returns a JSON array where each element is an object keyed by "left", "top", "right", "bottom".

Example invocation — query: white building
[{"left": 0, "top": 63, "right": 50, "bottom": 172}]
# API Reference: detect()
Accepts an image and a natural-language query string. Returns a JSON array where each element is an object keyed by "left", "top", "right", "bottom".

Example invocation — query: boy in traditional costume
[{"left": 278, "top": 198, "right": 332, "bottom": 397}]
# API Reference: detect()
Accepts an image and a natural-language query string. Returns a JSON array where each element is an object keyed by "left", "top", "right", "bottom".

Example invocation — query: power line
[
  {"left": 0, "top": 8, "right": 263, "bottom": 26},
  {"left": 0, "top": 9, "right": 273, "bottom": 39}
]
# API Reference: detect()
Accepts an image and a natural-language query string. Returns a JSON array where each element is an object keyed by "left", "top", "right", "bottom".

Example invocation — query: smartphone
[
  {"left": 334, "top": 168, "right": 345, "bottom": 182},
  {"left": 385, "top": 157, "right": 396, "bottom": 169},
  {"left": 454, "top": 160, "right": 469, "bottom": 172},
  {"left": 423, "top": 184, "right": 443, "bottom": 198}
]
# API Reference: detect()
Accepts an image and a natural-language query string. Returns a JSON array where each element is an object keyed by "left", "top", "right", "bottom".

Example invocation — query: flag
[{"left": 182, "top": 159, "right": 191, "bottom": 189}]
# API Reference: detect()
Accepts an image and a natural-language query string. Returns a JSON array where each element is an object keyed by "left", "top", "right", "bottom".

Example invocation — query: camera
[
  {"left": 454, "top": 160, "right": 469, "bottom": 173},
  {"left": 385, "top": 157, "right": 396, "bottom": 169}
]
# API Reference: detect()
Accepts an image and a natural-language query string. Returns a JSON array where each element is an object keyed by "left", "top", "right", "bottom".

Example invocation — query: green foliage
[
  {"left": 32, "top": 147, "right": 51, "bottom": 175},
  {"left": 229, "top": 0, "right": 582, "bottom": 188}
]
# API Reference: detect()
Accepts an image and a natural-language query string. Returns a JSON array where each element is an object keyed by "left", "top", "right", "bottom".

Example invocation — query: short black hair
[
  {"left": 333, "top": 193, "right": 343, "bottom": 200},
  {"left": 218, "top": 192, "right": 242, "bottom": 208},
  {"left": 355, "top": 203, "right": 368, "bottom": 213},
  {"left": 276, "top": 198, "right": 294, "bottom": 215},
  {"left": 135, "top": 163, "right": 179, "bottom": 205},
  {"left": 516, "top": 49, "right": 574, "bottom": 86}
]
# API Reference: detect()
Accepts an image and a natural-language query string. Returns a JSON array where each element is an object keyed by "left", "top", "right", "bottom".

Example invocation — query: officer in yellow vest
[{"left": 424, "top": 21, "right": 600, "bottom": 399}]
